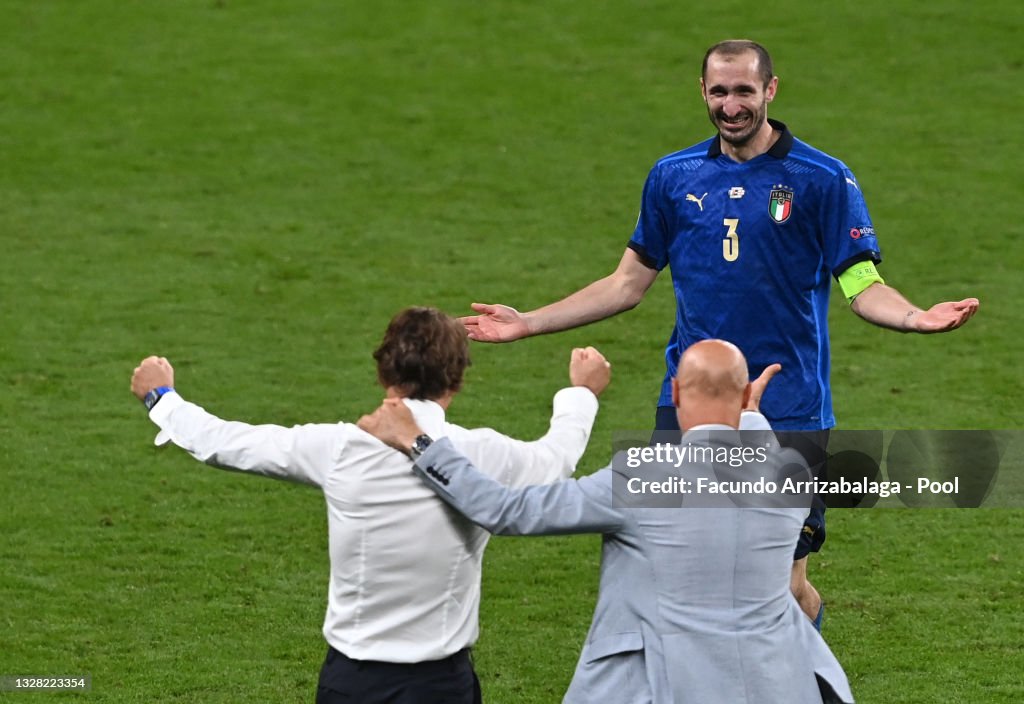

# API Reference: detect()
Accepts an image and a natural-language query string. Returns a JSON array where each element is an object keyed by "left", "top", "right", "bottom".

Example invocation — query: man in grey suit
[{"left": 358, "top": 340, "right": 854, "bottom": 704}]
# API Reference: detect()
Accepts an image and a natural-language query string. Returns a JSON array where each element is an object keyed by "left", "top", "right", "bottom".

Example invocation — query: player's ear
[
  {"left": 671, "top": 377, "right": 681, "bottom": 408},
  {"left": 699, "top": 77, "right": 707, "bottom": 102},
  {"left": 765, "top": 76, "right": 778, "bottom": 103}
]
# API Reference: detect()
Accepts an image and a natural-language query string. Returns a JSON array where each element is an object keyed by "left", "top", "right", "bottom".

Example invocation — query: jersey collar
[{"left": 706, "top": 118, "right": 794, "bottom": 159}]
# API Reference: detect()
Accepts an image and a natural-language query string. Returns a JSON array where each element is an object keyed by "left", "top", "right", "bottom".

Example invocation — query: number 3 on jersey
[{"left": 722, "top": 218, "right": 739, "bottom": 262}]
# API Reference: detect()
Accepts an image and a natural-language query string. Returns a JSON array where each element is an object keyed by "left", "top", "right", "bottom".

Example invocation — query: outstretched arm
[
  {"left": 851, "top": 283, "right": 979, "bottom": 333},
  {"left": 469, "top": 347, "right": 611, "bottom": 487},
  {"left": 415, "top": 440, "right": 623, "bottom": 535},
  {"left": 460, "top": 248, "right": 659, "bottom": 342},
  {"left": 357, "top": 401, "right": 624, "bottom": 535},
  {"left": 131, "top": 356, "right": 334, "bottom": 487}
]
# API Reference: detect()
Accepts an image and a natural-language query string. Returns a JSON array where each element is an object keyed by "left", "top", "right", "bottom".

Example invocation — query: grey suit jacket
[{"left": 413, "top": 420, "right": 854, "bottom": 704}]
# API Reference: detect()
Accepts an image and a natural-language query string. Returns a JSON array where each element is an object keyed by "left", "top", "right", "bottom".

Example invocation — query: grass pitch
[{"left": 1, "top": 1, "right": 1021, "bottom": 702}]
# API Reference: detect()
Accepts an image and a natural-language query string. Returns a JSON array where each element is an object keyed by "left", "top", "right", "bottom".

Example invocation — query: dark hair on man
[
  {"left": 373, "top": 307, "right": 471, "bottom": 400},
  {"left": 702, "top": 40, "right": 774, "bottom": 88}
]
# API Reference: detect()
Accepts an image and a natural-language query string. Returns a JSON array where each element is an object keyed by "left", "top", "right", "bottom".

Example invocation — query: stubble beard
[{"left": 708, "top": 101, "right": 768, "bottom": 147}]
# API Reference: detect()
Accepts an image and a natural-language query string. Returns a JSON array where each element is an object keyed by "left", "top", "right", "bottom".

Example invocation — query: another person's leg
[
  {"left": 791, "top": 554, "right": 823, "bottom": 626},
  {"left": 657, "top": 408, "right": 830, "bottom": 627},
  {"left": 776, "top": 430, "right": 829, "bottom": 629}
]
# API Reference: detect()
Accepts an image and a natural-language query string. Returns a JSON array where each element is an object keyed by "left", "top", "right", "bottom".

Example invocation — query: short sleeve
[
  {"left": 628, "top": 165, "right": 670, "bottom": 271},
  {"left": 822, "top": 167, "right": 883, "bottom": 277}
]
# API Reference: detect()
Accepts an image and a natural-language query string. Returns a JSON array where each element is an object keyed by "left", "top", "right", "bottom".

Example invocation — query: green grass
[{"left": 1, "top": 1, "right": 1021, "bottom": 701}]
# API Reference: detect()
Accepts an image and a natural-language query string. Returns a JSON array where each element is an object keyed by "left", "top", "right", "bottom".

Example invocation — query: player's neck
[{"left": 719, "top": 121, "right": 778, "bottom": 163}]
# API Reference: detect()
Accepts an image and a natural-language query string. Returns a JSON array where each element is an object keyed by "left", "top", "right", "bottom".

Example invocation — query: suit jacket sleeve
[{"left": 413, "top": 438, "right": 625, "bottom": 536}]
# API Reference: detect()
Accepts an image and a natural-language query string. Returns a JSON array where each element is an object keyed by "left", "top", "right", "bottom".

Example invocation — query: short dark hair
[
  {"left": 373, "top": 307, "right": 470, "bottom": 400},
  {"left": 702, "top": 40, "right": 774, "bottom": 87}
]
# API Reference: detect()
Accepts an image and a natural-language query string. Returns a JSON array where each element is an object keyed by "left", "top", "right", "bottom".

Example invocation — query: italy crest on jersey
[{"left": 768, "top": 186, "right": 794, "bottom": 223}]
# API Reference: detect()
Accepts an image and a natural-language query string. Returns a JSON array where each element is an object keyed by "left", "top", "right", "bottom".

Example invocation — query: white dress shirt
[{"left": 147, "top": 387, "right": 598, "bottom": 662}]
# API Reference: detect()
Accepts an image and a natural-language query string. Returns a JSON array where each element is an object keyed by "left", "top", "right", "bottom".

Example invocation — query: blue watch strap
[{"left": 143, "top": 386, "right": 175, "bottom": 411}]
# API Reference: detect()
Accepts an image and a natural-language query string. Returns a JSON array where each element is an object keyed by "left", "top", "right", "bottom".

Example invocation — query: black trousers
[
  {"left": 316, "top": 645, "right": 482, "bottom": 704},
  {"left": 816, "top": 674, "right": 847, "bottom": 703}
]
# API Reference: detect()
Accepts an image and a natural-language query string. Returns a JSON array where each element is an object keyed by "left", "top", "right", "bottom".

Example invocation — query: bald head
[
  {"left": 677, "top": 340, "right": 748, "bottom": 397},
  {"left": 672, "top": 340, "right": 751, "bottom": 430}
]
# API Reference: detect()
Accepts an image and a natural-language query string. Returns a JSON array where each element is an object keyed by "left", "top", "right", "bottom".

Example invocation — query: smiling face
[{"left": 701, "top": 49, "right": 778, "bottom": 150}]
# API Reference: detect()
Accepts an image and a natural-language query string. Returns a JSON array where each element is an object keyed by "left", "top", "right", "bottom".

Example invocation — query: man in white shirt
[
  {"left": 130, "top": 306, "right": 611, "bottom": 704},
  {"left": 357, "top": 341, "right": 853, "bottom": 703}
]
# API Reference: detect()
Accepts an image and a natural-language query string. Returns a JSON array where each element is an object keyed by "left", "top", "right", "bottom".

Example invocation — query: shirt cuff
[
  {"left": 552, "top": 386, "right": 599, "bottom": 418},
  {"left": 148, "top": 390, "right": 184, "bottom": 446}
]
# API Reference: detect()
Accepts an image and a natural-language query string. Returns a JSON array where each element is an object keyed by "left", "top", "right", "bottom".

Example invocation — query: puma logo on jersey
[{"left": 686, "top": 192, "right": 708, "bottom": 211}]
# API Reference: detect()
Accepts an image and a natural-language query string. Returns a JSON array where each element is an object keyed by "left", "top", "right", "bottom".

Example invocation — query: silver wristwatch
[{"left": 409, "top": 434, "right": 434, "bottom": 459}]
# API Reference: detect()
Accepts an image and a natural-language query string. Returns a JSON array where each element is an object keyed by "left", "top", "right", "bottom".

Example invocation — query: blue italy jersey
[{"left": 629, "top": 120, "right": 881, "bottom": 431}]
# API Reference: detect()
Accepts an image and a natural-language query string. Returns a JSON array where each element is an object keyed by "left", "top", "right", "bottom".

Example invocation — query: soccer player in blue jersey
[{"left": 460, "top": 39, "right": 979, "bottom": 625}]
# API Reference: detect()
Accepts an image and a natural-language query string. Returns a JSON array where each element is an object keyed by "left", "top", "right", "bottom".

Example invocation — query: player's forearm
[
  {"left": 523, "top": 272, "right": 647, "bottom": 336},
  {"left": 850, "top": 283, "right": 922, "bottom": 332},
  {"left": 520, "top": 276, "right": 627, "bottom": 335}
]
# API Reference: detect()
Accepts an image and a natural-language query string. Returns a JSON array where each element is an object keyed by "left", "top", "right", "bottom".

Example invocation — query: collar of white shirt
[{"left": 400, "top": 397, "right": 448, "bottom": 439}]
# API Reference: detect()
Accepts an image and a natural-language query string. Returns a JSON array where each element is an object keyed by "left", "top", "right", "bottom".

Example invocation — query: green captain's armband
[{"left": 838, "top": 260, "right": 884, "bottom": 302}]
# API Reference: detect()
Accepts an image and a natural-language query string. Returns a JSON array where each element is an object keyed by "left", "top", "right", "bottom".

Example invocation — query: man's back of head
[
  {"left": 373, "top": 307, "right": 470, "bottom": 402},
  {"left": 672, "top": 339, "right": 751, "bottom": 430}
]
